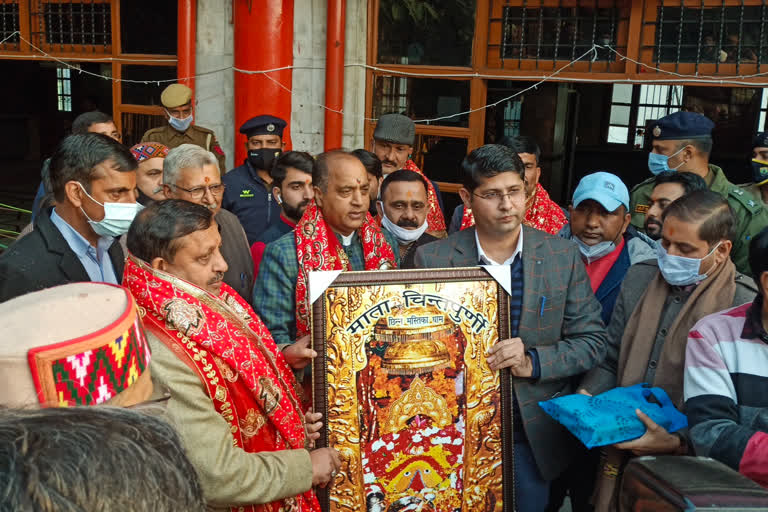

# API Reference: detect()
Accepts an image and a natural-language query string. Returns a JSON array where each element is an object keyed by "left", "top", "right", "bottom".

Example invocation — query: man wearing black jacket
[{"left": 0, "top": 134, "right": 139, "bottom": 302}]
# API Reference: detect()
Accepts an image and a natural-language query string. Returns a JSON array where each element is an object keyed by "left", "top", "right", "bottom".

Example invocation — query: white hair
[{"left": 163, "top": 144, "right": 220, "bottom": 185}]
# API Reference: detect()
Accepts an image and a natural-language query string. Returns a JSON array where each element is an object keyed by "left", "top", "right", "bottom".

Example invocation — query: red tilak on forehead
[
  {"left": 204, "top": 176, "right": 211, "bottom": 184},
  {"left": 355, "top": 178, "right": 361, "bottom": 184}
]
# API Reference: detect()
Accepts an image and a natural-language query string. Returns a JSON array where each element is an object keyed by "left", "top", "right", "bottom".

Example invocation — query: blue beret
[
  {"left": 651, "top": 111, "right": 714, "bottom": 141},
  {"left": 753, "top": 131, "right": 768, "bottom": 149},
  {"left": 239, "top": 115, "right": 287, "bottom": 138}
]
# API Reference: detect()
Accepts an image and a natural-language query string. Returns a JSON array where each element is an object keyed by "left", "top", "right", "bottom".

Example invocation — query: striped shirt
[{"left": 684, "top": 295, "right": 768, "bottom": 487}]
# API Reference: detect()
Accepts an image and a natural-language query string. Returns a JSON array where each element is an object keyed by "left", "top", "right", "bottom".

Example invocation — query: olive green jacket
[{"left": 629, "top": 165, "right": 768, "bottom": 276}]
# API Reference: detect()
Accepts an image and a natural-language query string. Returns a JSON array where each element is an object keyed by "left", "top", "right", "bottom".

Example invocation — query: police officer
[
  {"left": 630, "top": 111, "right": 768, "bottom": 276},
  {"left": 221, "top": 115, "right": 285, "bottom": 245},
  {"left": 741, "top": 132, "right": 768, "bottom": 206},
  {"left": 141, "top": 83, "right": 226, "bottom": 171}
]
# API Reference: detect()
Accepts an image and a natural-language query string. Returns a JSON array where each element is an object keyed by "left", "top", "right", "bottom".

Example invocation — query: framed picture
[{"left": 312, "top": 268, "right": 514, "bottom": 512}]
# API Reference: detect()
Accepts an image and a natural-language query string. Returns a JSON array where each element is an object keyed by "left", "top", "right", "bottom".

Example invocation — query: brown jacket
[
  {"left": 142, "top": 124, "right": 226, "bottom": 171},
  {"left": 148, "top": 332, "right": 313, "bottom": 509}
]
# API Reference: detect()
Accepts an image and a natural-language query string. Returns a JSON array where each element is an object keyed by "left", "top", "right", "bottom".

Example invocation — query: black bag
[{"left": 619, "top": 456, "right": 768, "bottom": 511}]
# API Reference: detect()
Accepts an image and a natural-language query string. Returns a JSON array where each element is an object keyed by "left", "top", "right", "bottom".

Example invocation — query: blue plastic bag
[{"left": 538, "top": 384, "right": 688, "bottom": 449}]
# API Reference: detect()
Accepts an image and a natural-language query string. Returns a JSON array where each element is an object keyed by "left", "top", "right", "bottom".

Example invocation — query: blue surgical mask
[
  {"left": 79, "top": 183, "right": 143, "bottom": 238},
  {"left": 167, "top": 111, "right": 193, "bottom": 132},
  {"left": 648, "top": 146, "right": 686, "bottom": 176},
  {"left": 656, "top": 241, "right": 721, "bottom": 286},
  {"left": 572, "top": 236, "right": 616, "bottom": 264}
]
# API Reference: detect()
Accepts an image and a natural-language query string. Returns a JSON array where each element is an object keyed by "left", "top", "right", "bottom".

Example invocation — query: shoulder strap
[{"left": 728, "top": 186, "right": 763, "bottom": 215}]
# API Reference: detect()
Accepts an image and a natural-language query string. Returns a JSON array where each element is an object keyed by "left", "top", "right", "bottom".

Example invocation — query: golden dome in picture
[{"left": 375, "top": 306, "right": 455, "bottom": 375}]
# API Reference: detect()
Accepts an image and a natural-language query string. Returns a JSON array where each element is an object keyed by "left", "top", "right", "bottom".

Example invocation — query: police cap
[
  {"left": 650, "top": 111, "right": 714, "bottom": 141},
  {"left": 160, "top": 83, "right": 192, "bottom": 109},
  {"left": 753, "top": 131, "right": 768, "bottom": 149},
  {"left": 240, "top": 115, "right": 287, "bottom": 138}
]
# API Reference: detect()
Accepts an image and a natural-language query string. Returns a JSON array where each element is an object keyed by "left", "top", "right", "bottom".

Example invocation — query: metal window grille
[
  {"left": 646, "top": 1, "right": 768, "bottom": 73},
  {"left": 607, "top": 84, "right": 682, "bottom": 147},
  {"left": 56, "top": 66, "right": 71, "bottom": 111},
  {"left": 0, "top": 0, "right": 20, "bottom": 47},
  {"left": 758, "top": 89, "right": 768, "bottom": 131},
  {"left": 497, "top": 2, "right": 627, "bottom": 70},
  {"left": 31, "top": 0, "right": 111, "bottom": 49}
]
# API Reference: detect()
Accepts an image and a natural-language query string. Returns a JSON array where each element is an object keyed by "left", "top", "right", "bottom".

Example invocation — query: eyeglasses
[
  {"left": 173, "top": 183, "right": 226, "bottom": 200},
  {"left": 472, "top": 189, "right": 524, "bottom": 203}
]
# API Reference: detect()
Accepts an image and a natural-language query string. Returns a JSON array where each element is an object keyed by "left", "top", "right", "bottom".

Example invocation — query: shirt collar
[
  {"left": 50, "top": 208, "right": 95, "bottom": 258},
  {"left": 475, "top": 227, "right": 523, "bottom": 266},
  {"left": 337, "top": 231, "right": 356, "bottom": 247},
  {"left": 742, "top": 294, "right": 768, "bottom": 343}
]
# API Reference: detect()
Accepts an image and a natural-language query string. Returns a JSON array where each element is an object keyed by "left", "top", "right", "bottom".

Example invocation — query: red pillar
[
  {"left": 177, "top": 0, "right": 196, "bottom": 98},
  {"left": 234, "top": 0, "right": 294, "bottom": 165},
  {"left": 324, "top": 0, "right": 345, "bottom": 151}
]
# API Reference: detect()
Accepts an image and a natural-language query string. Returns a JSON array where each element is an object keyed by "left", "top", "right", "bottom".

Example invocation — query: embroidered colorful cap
[
  {"left": 573, "top": 171, "right": 630, "bottom": 212},
  {"left": 130, "top": 142, "right": 170, "bottom": 163},
  {"left": 0, "top": 282, "right": 152, "bottom": 408}
]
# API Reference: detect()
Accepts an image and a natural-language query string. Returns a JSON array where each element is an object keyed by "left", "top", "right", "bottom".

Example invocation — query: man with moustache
[
  {"left": 162, "top": 144, "right": 254, "bottom": 302},
  {"left": 644, "top": 171, "right": 707, "bottom": 241},
  {"left": 451, "top": 136, "right": 568, "bottom": 236},
  {"left": 130, "top": 142, "right": 170, "bottom": 205},
  {"left": 377, "top": 169, "right": 437, "bottom": 269},
  {"left": 254, "top": 151, "right": 399, "bottom": 372},
  {"left": 124, "top": 199, "right": 339, "bottom": 510},
  {"left": 251, "top": 151, "right": 314, "bottom": 276},
  {"left": 410, "top": 144, "right": 607, "bottom": 512},
  {"left": 371, "top": 114, "right": 446, "bottom": 237}
]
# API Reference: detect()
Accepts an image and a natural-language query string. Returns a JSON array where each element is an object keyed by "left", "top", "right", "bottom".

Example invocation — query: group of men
[{"left": 1, "top": 79, "right": 768, "bottom": 512}]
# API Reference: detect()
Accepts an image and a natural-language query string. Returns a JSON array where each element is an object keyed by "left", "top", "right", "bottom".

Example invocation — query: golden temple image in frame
[{"left": 312, "top": 268, "right": 514, "bottom": 512}]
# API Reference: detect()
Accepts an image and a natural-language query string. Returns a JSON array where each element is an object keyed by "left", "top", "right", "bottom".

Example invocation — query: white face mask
[
  {"left": 572, "top": 236, "right": 617, "bottom": 264},
  {"left": 656, "top": 241, "right": 721, "bottom": 286},
  {"left": 379, "top": 204, "right": 428, "bottom": 244},
  {"left": 167, "top": 110, "right": 193, "bottom": 132},
  {"left": 78, "top": 183, "right": 143, "bottom": 238}
]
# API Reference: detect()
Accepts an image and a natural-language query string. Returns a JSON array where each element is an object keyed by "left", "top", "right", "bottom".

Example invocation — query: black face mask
[{"left": 248, "top": 149, "right": 282, "bottom": 172}]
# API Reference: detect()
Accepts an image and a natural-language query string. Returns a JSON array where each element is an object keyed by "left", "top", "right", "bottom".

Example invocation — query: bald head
[{"left": 313, "top": 151, "right": 370, "bottom": 236}]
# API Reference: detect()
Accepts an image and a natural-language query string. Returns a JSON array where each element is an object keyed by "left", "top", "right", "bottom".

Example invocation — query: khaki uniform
[
  {"left": 739, "top": 182, "right": 768, "bottom": 207},
  {"left": 141, "top": 124, "right": 226, "bottom": 171},
  {"left": 629, "top": 164, "right": 768, "bottom": 276},
  {"left": 148, "top": 333, "right": 313, "bottom": 509}
]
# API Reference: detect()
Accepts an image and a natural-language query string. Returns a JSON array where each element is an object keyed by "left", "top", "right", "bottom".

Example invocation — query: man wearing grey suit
[{"left": 406, "top": 144, "right": 608, "bottom": 512}]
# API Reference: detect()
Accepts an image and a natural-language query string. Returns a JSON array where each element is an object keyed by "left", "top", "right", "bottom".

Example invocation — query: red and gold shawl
[
  {"left": 294, "top": 200, "right": 396, "bottom": 338},
  {"left": 460, "top": 182, "right": 568, "bottom": 235},
  {"left": 402, "top": 159, "right": 447, "bottom": 238},
  {"left": 123, "top": 256, "right": 320, "bottom": 512}
]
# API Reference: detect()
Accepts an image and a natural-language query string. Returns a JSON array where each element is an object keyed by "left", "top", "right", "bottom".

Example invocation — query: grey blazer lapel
[
  {"left": 450, "top": 227, "right": 479, "bottom": 267},
  {"left": 521, "top": 226, "right": 546, "bottom": 335}
]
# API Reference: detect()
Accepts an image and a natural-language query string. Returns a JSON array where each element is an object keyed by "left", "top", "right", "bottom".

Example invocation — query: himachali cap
[
  {"left": 650, "top": 111, "right": 714, "bottom": 141},
  {"left": 160, "top": 83, "right": 193, "bottom": 109},
  {"left": 753, "top": 131, "right": 768, "bottom": 149},
  {"left": 240, "top": 115, "right": 287, "bottom": 138},
  {"left": 0, "top": 282, "right": 152, "bottom": 408},
  {"left": 130, "top": 142, "right": 170, "bottom": 163},
  {"left": 373, "top": 113, "right": 416, "bottom": 146},
  {"left": 573, "top": 172, "right": 630, "bottom": 212}
]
